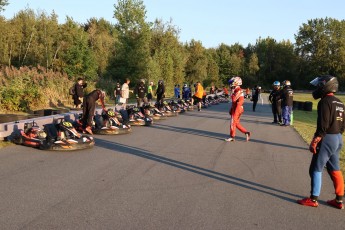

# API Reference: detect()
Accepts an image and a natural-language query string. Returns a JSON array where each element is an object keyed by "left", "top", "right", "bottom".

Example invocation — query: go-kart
[
  {"left": 126, "top": 106, "right": 153, "bottom": 126},
  {"left": 157, "top": 101, "right": 178, "bottom": 117},
  {"left": 11, "top": 120, "right": 94, "bottom": 151},
  {"left": 92, "top": 110, "right": 132, "bottom": 135},
  {"left": 144, "top": 104, "right": 167, "bottom": 121},
  {"left": 168, "top": 100, "right": 185, "bottom": 113}
]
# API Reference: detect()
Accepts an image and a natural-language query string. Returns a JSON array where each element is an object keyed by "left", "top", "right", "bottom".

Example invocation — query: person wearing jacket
[
  {"left": 225, "top": 76, "right": 250, "bottom": 142},
  {"left": 298, "top": 75, "right": 345, "bottom": 209},
  {"left": 113, "top": 82, "right": 121, "bottom": 105},
  {"left": 73, "top": 78, "right": 87, "bottom": 108},
  {"left": 156, "top": 80, "right": 165, "bottom": 109},
  {"left": 134, "top": 79, "right": 147, "bottom": 107},
  {"left": 182, "top": 84, "right": 190, "bottom": 101},
  {"left": 280, "top": 80, "right": 293, "bottom": 126},
  {"left": 252, "top": 85, "right": 261, "bottom": 112},
  {"left": 268, "top": 81, "right": 282, "bottom": 124},
  {"left": 81, "top": 89, "right": 106, "bottom": 135}
]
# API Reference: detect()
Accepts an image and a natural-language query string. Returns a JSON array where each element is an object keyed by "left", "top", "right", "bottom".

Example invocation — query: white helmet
[{"left": 228, "top": 76, "right": 242, "bottom": 87}]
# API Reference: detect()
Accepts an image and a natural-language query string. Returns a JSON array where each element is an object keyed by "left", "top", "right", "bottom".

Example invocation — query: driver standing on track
[
  {"left": 225, "top": 76, "right": 250, "bottom": 142},
  {"left": 297, "top": 75, "right": 345, "bottom": 209}
]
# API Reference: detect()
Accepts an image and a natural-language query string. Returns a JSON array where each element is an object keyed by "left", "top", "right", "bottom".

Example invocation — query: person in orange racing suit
[{"left": 225, "top": 76, "right": 250, "bottom": 142}]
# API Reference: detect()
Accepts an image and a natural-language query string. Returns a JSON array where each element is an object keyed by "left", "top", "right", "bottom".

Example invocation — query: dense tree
[
  {"left": 295, "top": 17, "right": 345, "bottom": 88},
  {"left": 84, "top": 18, "right": 118, "bottom": 77},
  {"left": 112, "top": 0, "right": 151, "bottom": 83},
  {"left": 184, "top": 39, "right": 208, "bottom": 85},
  {"left": 0, "top": 0, "right": 8, "bottom": 13},
  {"left": 59, "top": 17, "right": 97, "bottom": 80},
  {"left": 149, "top": 19, "right": 187, "bottom": 93}
]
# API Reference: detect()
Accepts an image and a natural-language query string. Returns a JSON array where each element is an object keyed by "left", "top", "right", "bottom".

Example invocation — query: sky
[{"left": 2, "top": 0, "right": 345, "bottom": 48}]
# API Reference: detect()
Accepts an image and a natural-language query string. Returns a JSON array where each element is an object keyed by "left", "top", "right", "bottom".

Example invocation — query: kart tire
[{"left": 93, "top": 128, "right": 132, "bottom": 135}]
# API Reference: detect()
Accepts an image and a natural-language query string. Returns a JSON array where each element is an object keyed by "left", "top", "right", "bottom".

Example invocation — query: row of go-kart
[
  {"left": 9, "top": 96, "right": 226, "bottom": 151},
  {"left": 10, "top": 93, "right": 229, "bottom": 151}
]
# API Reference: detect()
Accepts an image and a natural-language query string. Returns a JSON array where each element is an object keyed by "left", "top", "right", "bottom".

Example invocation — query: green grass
[{"left": 293, "top": 93, "right": 345, "bottom": 174}]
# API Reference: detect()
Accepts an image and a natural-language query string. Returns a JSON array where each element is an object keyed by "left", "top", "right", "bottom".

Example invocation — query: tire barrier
[
  {"left": 304, "top": 101, "right": 313, "bottom": 111},
  {"left": 293, "top": 101, "right": 313, "bottom": 111},
  {"left": 297, "top": 101, "right": 305, "bottom": 110}
]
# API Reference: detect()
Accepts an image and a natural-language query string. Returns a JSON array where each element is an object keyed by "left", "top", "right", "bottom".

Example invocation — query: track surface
[{"left": 1, "top": 98, "right": 344, "bottom": 229}]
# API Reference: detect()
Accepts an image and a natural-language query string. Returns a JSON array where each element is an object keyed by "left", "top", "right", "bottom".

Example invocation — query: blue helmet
[{"left": 273, "top": 81, "right": 280, "bottom": 86}]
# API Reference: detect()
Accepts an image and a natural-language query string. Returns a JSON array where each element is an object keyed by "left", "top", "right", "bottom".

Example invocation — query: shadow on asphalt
[
  {"left": 151, "top": 123, "right": 307, "bottom": 150},
  {"left": 95, "top": 138, "right": 304, "bottom": 203},
  {"left": 183, "top": 112, "right": 274, "bottom": 125}
]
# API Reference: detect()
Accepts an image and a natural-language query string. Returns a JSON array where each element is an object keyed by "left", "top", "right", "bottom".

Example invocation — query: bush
[{"left": 0, "top": 66, "right": 76, "bottom": 112}]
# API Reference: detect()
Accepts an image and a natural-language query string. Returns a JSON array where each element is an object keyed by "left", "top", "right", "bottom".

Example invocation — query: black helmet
[
  {"left": 310, "top": 75, "right": 338, "bottom": 99},
  {"left": 158, "top": 80, "right": 163, "bottom": 85}
]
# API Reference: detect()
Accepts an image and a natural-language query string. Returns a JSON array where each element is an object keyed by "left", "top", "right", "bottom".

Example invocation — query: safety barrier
[{"left": 293, "top": 101, "right": 313, "bottom": 111}]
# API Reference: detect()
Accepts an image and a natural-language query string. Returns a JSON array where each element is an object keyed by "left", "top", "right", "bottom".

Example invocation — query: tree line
[{"left": 0, "top": 0, "right": 345, "bottom": 111}]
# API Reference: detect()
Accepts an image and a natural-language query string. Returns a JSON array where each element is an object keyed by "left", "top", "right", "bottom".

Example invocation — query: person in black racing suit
[
  {"left": 81, "top": 89, "right": 106, "bottom": 134},
  {"left": 297, "top": 75, "right": 345, "bottom": 209},
  {"left": 268, "top": 81, "right": 282, "bottom": 124}
]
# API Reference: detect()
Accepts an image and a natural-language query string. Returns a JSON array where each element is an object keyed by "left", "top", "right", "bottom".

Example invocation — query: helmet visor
[{"left": 310, "top": 77, "right": 321, "bottom": 86}]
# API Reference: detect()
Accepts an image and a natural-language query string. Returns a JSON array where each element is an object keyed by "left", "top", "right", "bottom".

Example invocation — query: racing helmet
[
  {"left": 107, "top": 110, "right": 116, "bottom": 117},
  {"left": 282, "top": 80, "right": 291, "bottom": 87},
  {"left": 273, "top": 81, "right": 280, "bottom": 89},
  {"left": 158, "top": 80, "right": 164, "bottom": 85},
  {"left": 310, "top": 75, "right": 338, "bottom": 99},
  {"left": 228, "top": 76, "right": 242, "bottom": 87}
]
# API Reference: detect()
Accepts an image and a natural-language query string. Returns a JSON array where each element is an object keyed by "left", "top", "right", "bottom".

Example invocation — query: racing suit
[
  {"left": 82, "top": 90, "right": 106, "bottom": 128},
  {"left": 309, "top": 93, "right": 345, "bottom": 201},
  {"left": 269, "top": 89, "right": 282, "bottom": 123},
  {"left": 229, "top": 86, "right": 248, "bottom": 138}
]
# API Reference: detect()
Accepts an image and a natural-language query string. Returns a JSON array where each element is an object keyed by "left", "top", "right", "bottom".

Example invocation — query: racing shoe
[
  {"left": 297, "top": 198, "right": 318, "bottom": 207},
  {"left": 85, "top": 126, "right": 93, "bottom": 135},
  {"left": 245, "top": 132, "right": 251, "bottom": 141},
  {"left": 327, "top": 199, "right": 344, "bottom": 209},
  {"left": 225, "top": 137, "right": 235, "bottom": 142}
]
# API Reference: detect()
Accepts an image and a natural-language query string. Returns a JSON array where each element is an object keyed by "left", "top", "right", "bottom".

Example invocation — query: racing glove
[{"left": 309, "top": 136, "right": 322, "bottom": 154}]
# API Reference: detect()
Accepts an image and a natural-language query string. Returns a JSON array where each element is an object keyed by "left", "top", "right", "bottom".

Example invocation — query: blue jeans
[{"left": 282, "top": 106, "right": 292, "bottom": 125}]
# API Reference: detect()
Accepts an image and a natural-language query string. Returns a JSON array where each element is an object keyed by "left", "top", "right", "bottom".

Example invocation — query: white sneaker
[{"left": 225, "top": 137, "right": 234, "bottom": 142}]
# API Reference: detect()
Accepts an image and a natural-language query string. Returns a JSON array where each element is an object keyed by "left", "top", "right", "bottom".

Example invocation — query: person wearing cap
[
  {"left": 297, "top": 75, "right": 344, "bottom": 209},
  {"left": 114, "top": 82, "right": 121, "bottom": 105},
  {"left": 81, "top": 89, "right": 107, "bottom": 135}
]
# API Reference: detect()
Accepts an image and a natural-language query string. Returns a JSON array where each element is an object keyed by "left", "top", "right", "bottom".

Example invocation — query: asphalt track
[{"left": 0, "top": 97, "right": 344, "bottom": 230}]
